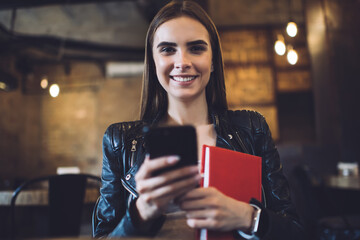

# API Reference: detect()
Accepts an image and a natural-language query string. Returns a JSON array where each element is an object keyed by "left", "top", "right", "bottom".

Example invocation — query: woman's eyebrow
[
  {"left": 156, "top": 41, "right": 177, "bottom": 48},
  {"left": 187, "top": 40, "right": 208, "bottom": 46},
  {"left": 156, "top": 40, "right": 208, "bottom": 49}
]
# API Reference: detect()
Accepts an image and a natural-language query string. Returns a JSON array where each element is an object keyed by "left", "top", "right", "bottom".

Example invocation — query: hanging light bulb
[
  {"left": 49, "top": 84, "right": 60, "bottom": 97},
  {"left": 0, "top": 82, "right": 6, "bottom": 90},
  {"left": 40, "top": 76, "right": 48, "bottom": 89},
  {"left": 274, "top": 34, "right": 286, "bottom": 56},
  {"left": 286, "top": 21, "right": 298, "bottom": 37},
  {"left": 287, "top": 45, "right": 298, "bottom": 65}
]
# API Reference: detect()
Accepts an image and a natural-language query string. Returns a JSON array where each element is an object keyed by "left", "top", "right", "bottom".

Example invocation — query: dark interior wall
[
  {"left": 280, "top": 1, "right": 360, "bottom": 227},
  {"left": 303, "top": 0, "right": 360, "bottom": 165},
  {"left": 330, "top": 0, "right": 360, "bottom": 162}
]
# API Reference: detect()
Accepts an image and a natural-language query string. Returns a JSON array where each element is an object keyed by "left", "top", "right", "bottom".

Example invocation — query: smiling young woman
[
  {"left": 152, "top": 16, "right": 213, "bottom": 107},
  {"left": 94, "top": 1, "right": 305, "bottom": 239}
]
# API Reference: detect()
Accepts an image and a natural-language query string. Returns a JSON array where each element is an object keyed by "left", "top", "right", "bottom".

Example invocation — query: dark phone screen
[{"left": 144, "top": 125, "right": 198, "bottom": 175}]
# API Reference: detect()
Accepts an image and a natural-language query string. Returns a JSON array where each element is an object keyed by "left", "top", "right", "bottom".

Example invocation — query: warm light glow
[
  {"left": 274, "top": 40, "right": 286, "bottom": 55},
  {"left": 287, "top": 48, "right": 298, "bottom": 65},
  {"left": 286, "top": 22, "right": 298, "bottom": 37},
  {"left": 49, "top": 84, "right": 60, "bottom": 97},
  {"left": 0, "top": 82, "right": 6, "bottom": 90},
  {"left": 40, "top": 77, "right": 48, "bottom": 89}
]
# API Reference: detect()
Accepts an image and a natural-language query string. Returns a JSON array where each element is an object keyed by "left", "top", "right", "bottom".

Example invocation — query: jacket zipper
[
  {"left": 234, "top": 131, "right": 249, "bottom": 154},
  {"left": 130, "top": 139, "right": 137, "bottom": 167},
  {"left": 121, "top": 178, "right": 137, "bottom": 198},
  {"left": 121, "top": 139, "right": 139, "bottom": 198}
]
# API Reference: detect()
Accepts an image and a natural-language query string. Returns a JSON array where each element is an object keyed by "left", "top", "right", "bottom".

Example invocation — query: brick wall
[{"left": 0, "top": 61, "right": 142, "bottom": 182}]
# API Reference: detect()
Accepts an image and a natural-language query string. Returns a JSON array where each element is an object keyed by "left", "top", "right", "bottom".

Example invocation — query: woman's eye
[
  {"left": 160, "top": 47, "right": 176, "bottom": 54},
  {"left": 190, "top": 45, "right": 206, "bottom": 53}
]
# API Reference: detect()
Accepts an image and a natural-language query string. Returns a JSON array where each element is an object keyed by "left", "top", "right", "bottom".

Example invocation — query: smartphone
[{"left": 144, "top": 125, "right": 198, "bottom": 175}]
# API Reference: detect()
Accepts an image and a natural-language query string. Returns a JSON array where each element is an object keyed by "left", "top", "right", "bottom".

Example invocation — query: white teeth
[{"left": 172, "top": 76, "right": 196, "bottom": 82}]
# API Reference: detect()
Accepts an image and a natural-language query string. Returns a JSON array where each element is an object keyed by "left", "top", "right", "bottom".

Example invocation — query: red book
[{"left": 199, "top": 145, "right": 262, "bottom": 240}]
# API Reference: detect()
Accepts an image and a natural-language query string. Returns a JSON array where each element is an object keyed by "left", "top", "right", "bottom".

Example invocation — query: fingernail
[
  {"left": 187, "top": 219, "right": 195, "bottom": 227},
  {"left": 167, "top": 156, "right": 180, "bottom": 163}
]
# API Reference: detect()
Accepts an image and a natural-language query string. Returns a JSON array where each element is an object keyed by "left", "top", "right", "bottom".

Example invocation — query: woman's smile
[
  {"left": 171, "top": 75, "right": 196, "bottom": 82},
  {"left": 170, "top": 75, "right": 199, "bottom": 84}
]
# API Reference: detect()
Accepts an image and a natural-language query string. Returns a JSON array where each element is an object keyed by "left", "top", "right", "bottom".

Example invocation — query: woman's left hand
[{"left": 178, "top": 187, "right": 254, "bottom": 232}]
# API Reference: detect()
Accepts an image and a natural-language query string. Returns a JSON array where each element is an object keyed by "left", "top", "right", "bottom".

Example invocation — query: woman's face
[{"left": 152, "top": 16, "right": 213, "bottom": 103}]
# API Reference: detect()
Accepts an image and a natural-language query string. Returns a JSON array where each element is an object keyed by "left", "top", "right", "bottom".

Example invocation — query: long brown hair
[{"left": 140, "top": 0, "right": 227, "bottom": 122}]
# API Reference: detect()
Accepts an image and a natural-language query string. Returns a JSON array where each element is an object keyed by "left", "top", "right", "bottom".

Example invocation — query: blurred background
[{"left": 0, "top": 0, "right": 359, "bottom": 238}]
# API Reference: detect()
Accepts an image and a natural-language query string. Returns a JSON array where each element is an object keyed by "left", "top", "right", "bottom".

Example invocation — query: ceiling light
[
  {"left": 0, "top": 82, "right": 7, "bottom": 90},
  {"left": 274, "top": 35, "right": 286, "bottom": 56},
  {"left": 286, "top": 21, "right": 298, "bottom": 37},
  {"left": 49, "top": 84, "right": 60, "bottom": 97},
  {"left": 0, "top": 70, "right": 18, "bottom": 91},
  {"left": 287, "top": 46, "right": 298, "bottom": 65},
  {"left": 40, "top": 76, "right": 48, "bottom": 89}
]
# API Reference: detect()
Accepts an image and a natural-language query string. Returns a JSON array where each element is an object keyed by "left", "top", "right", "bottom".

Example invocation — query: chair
[
  {"left": 291, "top": 165, "right": 360, "bottom": 240},
  {"left": 10, "top": 173, "right": 101, "bottom": 239}
]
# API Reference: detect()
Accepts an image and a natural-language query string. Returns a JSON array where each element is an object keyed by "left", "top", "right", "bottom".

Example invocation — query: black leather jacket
[{"left": 94, "top": 110, "right": 304, "bottom": 239}]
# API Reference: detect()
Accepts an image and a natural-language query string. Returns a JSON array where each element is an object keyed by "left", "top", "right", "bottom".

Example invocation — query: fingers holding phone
[
  {"left": 135, "top": 154, "right": 180, "bottom": 180},
  {"left": 134, "top": 126, "right": 200, "bottom": 221},
  {"left": 136, "top": 154, "right": 199, "bottom": 194},
  {"left": 135, "top": 154, "right": 201, "bottom": 221}
]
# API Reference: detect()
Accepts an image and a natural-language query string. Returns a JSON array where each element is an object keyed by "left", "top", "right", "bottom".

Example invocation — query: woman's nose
[{"left": 174, "top": 52, "right": 191, "bottom": 70}]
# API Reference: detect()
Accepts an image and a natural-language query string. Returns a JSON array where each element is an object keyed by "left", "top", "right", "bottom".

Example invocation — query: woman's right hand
[{"left": 135, "top": 154, "right": 201, "bottom": 222}]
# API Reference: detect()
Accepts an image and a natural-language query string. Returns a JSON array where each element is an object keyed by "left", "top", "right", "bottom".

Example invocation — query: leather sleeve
[
  {"left": 248, "top": 111, "right": 304, "bottom": 240},
  {"left": 94, "top": 123, "right": 129, "bottom": 237},
  {"left": 94, "top": 123, "right": 165, "bottom": 238}
]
